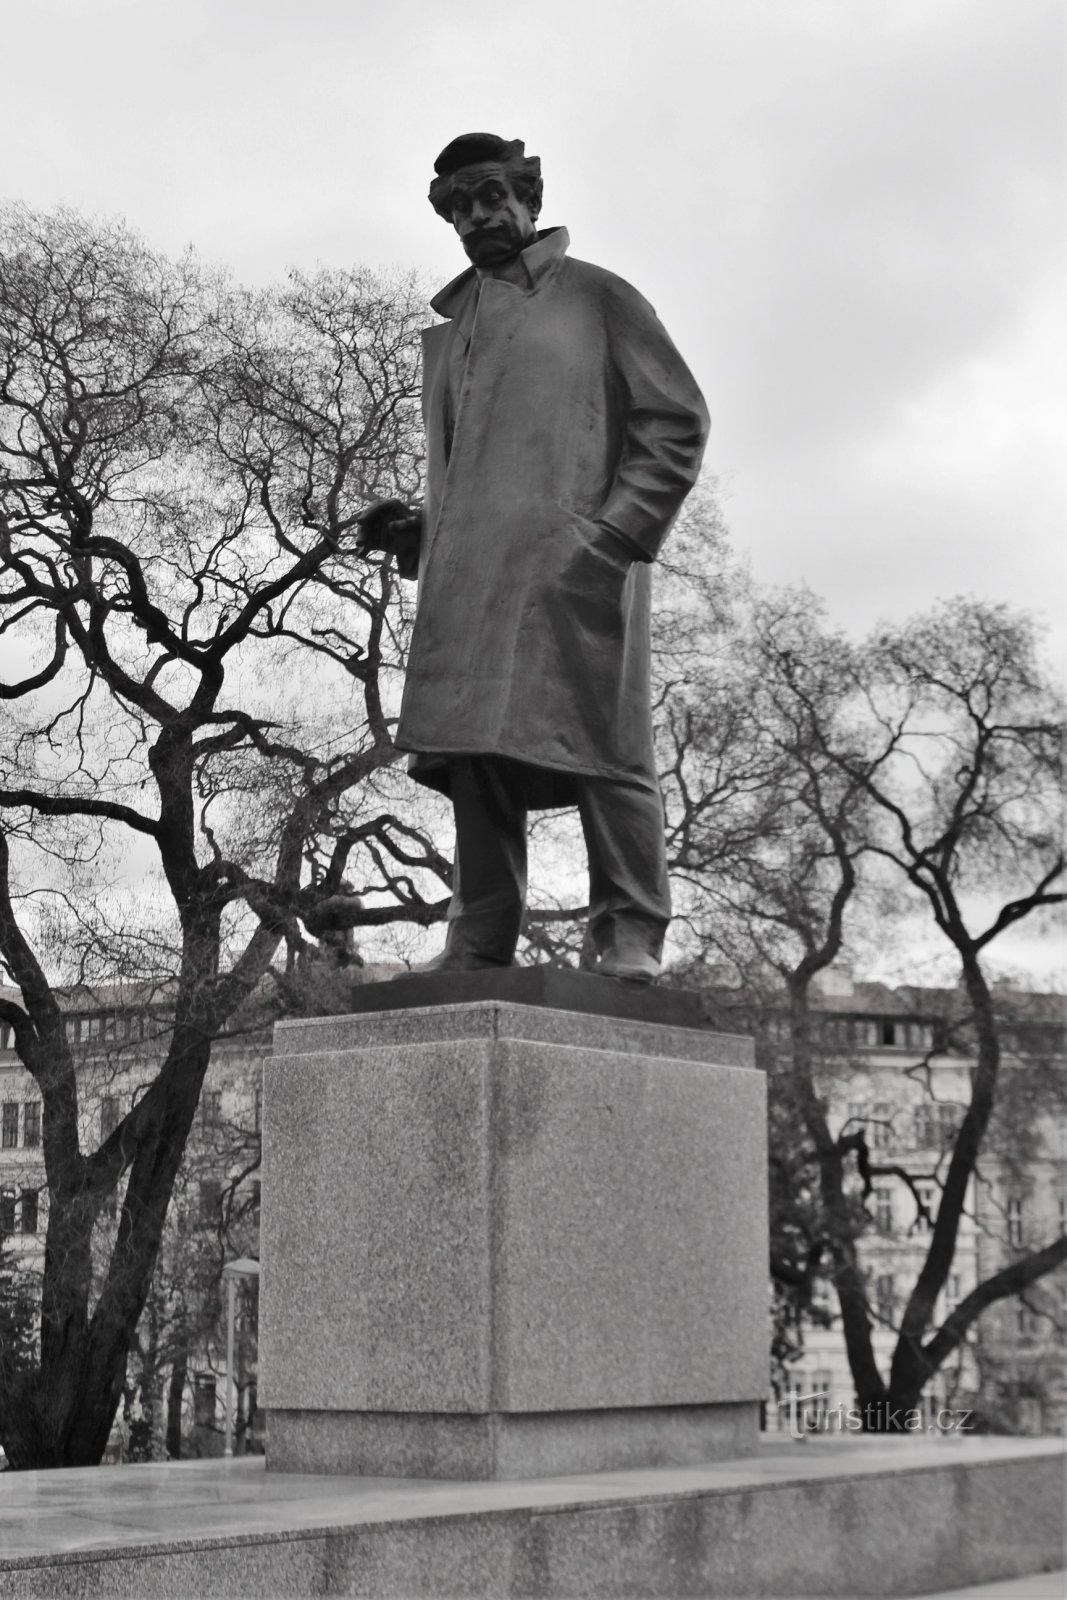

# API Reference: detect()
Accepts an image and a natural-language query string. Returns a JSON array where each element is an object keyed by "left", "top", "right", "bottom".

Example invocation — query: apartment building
[{"left": 769, "top": 973, "right": 1067, "bottom": 1433}]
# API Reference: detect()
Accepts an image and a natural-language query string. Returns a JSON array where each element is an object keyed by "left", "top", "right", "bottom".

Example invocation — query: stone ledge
[
  {"left": 3, "top": 1438, "right": 1062, "bottom": 1598},
  {"left": 274, "top": 993, "right": 755, "bottom": 1069}
]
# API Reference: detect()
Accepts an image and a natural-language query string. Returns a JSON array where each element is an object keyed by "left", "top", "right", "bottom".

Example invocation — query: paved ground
[
  {"left": 0, "top": 1434, "right": 1059, "bottom": 1563},
  {"left": 915, "top": 1576, "right": 1064, "bottom": 1598},
  {"left": 1, "top": 1434, "right": 1062, "bottom": 1596}
]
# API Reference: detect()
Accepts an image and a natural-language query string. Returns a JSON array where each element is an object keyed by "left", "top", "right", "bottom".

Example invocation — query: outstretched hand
[
  {"left": 355, "top": 499, "right": 421, "bottom": 551},
  {"left": 354, "top": 499, "right": 422, "bottom": 579}
]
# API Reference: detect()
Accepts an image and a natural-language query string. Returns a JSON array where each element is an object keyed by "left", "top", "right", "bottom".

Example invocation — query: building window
[
  {"left": 869, "top": 1104, "right": 892, "bottom": 1149},
  {"left": 20, "top": 1189, "right": 38, "bottom": 1234},
  {"left": 201, "top": 1089, "right": 222, "bottom": 1130},
  {"left": 1007, "top": 1197, "right": 1024, "bottom": 1248},
  {"left": 254, "top": 1086, "right": 262, "bottom": 1133},
  {"left": 0, "top": 1189, "right": 15, "bottom": 1234},
  {"left": 199, "top": 1179, "right": 222, "bottom": 1227},
  {"left": 192, "top": 1373, "right": 217, "bottom": 1429},
  {"left": 847, "top": 1101, "right": 894, "bottom": 1148},
  {"left": 875, "top": 1274, "right": 896, "bottom": 1323},
  {"left": 915, "top": 1183, "right": 937, "bottom": 1231},
  {"left": 99, "top": 1097, "right": 121, "bottom": 1143},
  {"left": 0, "top": 1023, "right": 11, "bottom": 1050},
  {"left": 945, "top": 1273, "right": 961, "bottom": 1317},
  {"left": 914, "top": 1102, "right": 960, "bottom": 1149},
  {"left": 1016, "top": 1298, "right": 1035, "bottom": 1340},
  {"left": 23, "top": 1102, "right": 41, "bottom": 1148},
  {"left": 1058, "top": 1197, "right": 1066, "bottom": 1238},
  {"left": 2, "top": 1103, "right": 18, "bottom": 1148},
  {"left": 251, "top": 1180, "right": 261, "bottom": 1226},
  {"left": 874, "top": 1187, "right": 894, "bottom": 1234}
]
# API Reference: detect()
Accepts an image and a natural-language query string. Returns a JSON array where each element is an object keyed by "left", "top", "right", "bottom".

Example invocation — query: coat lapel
[
  {"left": 420, "top": 323, "right": 453, "bottom": 541},
  {"left": 419, "top": 230, "right": 572, "bottom": 564}
]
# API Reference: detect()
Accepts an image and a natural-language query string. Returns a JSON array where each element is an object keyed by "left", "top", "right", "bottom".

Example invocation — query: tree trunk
[
  {"left": 887, "top": 948, "right": 1000, "bottom": 1412},
  {"left": 788, "top": 977, "right": 889, "bottom": 1417},
  {"left": 166, "top": 1344, "right": 187, "bottom": 1460},
  {"left": 0, "top": 1022, "right": 212, "bottom": 1467}
]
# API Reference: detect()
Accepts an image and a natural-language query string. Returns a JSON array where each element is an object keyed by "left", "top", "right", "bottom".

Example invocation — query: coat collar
[{"left": 429, "top": 227, "right": 570, "bottom": 319}]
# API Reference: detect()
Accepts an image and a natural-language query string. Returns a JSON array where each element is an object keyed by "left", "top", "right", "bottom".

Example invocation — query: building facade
[
  {"left": 762, "top": 973, "right": 1067, "bottom": 1435},
  {"left": 2, "top": 970, "right": 1064, "bottom": 1455}
]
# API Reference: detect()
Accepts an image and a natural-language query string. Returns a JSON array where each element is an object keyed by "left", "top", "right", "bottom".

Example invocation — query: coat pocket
[{"left": 551, "top": 513, "right": 630, "bottom": 646}]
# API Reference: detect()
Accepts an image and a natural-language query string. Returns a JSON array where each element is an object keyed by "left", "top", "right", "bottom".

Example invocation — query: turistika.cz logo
[{"left": 778, "top": 1389, "right": 975, "bottom": 1440}]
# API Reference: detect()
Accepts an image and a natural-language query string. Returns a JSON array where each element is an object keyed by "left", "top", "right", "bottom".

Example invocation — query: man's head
[{"left": 428, "top": 133, "right": 543, "bottom": 268}]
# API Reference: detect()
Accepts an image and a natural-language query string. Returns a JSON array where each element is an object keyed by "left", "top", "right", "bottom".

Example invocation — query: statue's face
[{"left": 447, "top": 162, "right": 537, "bottom": 267}]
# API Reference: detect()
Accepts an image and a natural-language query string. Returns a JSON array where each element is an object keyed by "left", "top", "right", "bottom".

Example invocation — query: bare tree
[
  {"left": 0, "top": 204, "right": 449, "bottom": 1466},
  {"left": 843, "top": 600, "right": 1065, "bottom": 1418},
  {"left": 675, "top": 592, "right": 1065, "bottom": 1425}
]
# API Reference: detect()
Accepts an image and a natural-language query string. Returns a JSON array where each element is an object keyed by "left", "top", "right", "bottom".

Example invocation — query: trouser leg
[
  {"left": 576, "top": 776, "right": 671, "bottom": 970},
  {"left": 443, "top": 757, "right": 528, "bottom": 966}
]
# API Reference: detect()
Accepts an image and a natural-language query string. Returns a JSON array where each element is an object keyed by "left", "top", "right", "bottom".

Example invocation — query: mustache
[{"left": 467, "top": 221, "right": 519, "bottom": 240}]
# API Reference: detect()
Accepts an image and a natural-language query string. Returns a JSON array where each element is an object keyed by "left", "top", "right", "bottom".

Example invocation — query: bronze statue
[{"left": 358, "top": 133, "right": 709, "bottom": 981}]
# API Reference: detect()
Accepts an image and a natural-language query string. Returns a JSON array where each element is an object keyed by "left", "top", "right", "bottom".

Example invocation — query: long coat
[{"left": 395, "top": 227, "right": 709, "bottom": 808}]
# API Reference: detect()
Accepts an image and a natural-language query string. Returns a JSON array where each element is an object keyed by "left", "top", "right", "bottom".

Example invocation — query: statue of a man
[{"left": 359, "top": 133, "right": 709, "bottom": 981}]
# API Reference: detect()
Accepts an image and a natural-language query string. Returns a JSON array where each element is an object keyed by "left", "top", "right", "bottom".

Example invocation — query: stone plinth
[
  {"left": 340, "top": 966, "right": 710, "bottom": 1028},
  {"left": 259, "top": 987, "right": 768, "bottom": 1478}
]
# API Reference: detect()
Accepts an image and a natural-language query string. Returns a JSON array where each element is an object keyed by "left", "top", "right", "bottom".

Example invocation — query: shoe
[{"left": 596, "top": 949, "right": 660, "bottom": 984}]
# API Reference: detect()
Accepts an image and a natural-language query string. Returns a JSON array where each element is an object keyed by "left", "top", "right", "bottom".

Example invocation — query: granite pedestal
[{"left": 259, "top": 980, "right": 768, "bottom": 1478}]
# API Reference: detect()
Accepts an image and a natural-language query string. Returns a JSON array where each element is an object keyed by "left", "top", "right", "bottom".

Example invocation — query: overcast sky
[{"left": 4, "top": 0, "right": 1064, "bottom": 669}]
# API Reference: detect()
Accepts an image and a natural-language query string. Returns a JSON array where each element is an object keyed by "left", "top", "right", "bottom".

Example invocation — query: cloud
[{"left": 3, "top": 0, "right": 1064, "bottom": 663}]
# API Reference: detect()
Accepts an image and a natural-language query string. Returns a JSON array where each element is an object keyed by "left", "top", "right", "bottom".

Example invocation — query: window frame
[{"left": 23, "top": 1101, "right": 41, "bottom": 1148}]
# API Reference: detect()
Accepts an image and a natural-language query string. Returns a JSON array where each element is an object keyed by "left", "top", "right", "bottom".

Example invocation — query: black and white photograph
[{"left": 0, "top": 2, "right": 1063, "bottom": 1596}]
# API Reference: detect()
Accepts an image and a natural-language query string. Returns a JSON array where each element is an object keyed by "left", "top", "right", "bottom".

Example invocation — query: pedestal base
[
  {"left": 260, "top": 985, "right": 768, "bottom": 1479},
  {"left": 267, "top": 1402, "right": 758, "bottom": 1479}
]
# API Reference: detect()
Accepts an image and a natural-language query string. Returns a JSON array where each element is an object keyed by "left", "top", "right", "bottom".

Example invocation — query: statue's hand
[{"left": 354, "top": 499, "right": 422, "bottom": 556}]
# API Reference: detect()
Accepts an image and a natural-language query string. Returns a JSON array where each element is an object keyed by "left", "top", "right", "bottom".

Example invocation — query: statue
[{"left": 357, "top": 133, "right": 709, "bottom": 982}]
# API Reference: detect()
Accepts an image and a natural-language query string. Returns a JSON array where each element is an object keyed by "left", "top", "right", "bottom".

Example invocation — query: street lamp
[{"left": 221, "top": 1256, "right": 260, "bottom": 1457}]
